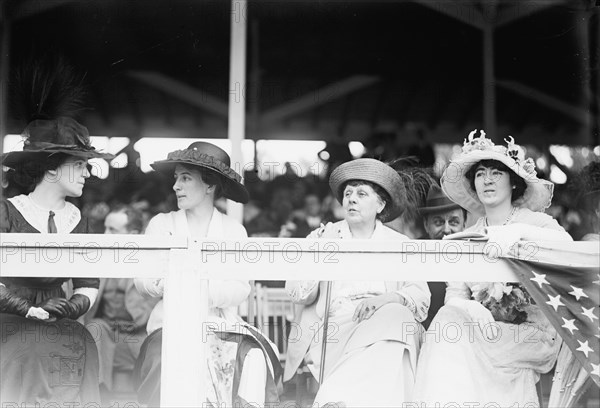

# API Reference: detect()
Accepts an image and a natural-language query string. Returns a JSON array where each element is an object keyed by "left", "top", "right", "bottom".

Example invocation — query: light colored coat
[{"left": 283, "top": 220, "right": 431, "bottom": 381}]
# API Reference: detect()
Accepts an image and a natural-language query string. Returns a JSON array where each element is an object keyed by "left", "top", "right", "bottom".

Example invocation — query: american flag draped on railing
[{"left": 504, "top": 243, "right": 600, "bottom": 388}]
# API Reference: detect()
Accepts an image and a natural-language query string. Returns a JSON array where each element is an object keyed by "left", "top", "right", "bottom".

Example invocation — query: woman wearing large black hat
[
  {"left": 0, "top": 61, "right": 113, "bottom": 405},
  {"left": 134, "top": 141, "right": 280, "bottom": 407}
]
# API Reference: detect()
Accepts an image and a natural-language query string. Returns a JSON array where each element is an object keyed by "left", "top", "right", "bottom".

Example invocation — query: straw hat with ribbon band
[
  {"left": 441, "top": 129, "right": 554, "bottom": 218},
  {"left": 151, "top": 141, "right": 249, "bottom": 204},
  {"left": 1, "top": 117, "right": 114, "bottom": 169},
  {"left": 329, "top": 158, "right": 406, "bottom": 222},
  {"left": 419, "top": 184, "right": 463, "bottom": 215}
]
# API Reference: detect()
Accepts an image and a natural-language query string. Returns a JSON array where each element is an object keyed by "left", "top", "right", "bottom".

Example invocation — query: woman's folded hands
[{"left": 352, "top": 292, "right": 405, "bottom": 323}]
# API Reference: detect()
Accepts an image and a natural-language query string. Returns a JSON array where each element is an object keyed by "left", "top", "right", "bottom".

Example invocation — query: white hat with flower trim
[{"left": 441, "top": 129, "right": 554, "bottom": 217}]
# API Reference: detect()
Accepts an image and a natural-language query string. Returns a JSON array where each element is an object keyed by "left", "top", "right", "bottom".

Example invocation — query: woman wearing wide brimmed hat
[
  {"left": 414, "top": 130, "right": 573, "bottom": 407},
  {"left": 133, "top": 141, "right": 280, "bottom": 407},
  {"left": 285, "top": 158, "right": 430, "bottom": 407},
  {"left": 0, "top": 62, "right": 113, "bottom": 405}
]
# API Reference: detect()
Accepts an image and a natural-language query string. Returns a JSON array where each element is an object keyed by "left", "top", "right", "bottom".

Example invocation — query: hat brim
[
  {"left": 441, "top": 150, "right": 553, "bottom": 217},
  {"left": 151, "top": 159, "right": 249, "bottom": 204},
  {"left": 419, "top": 202, "right": 463, "bottom": 215},
  {"left": 329, "top": 158, "right": 406, "bottom": 222},
  {"left": 1, "top": 149, "right": 114, "bottom": 169}
]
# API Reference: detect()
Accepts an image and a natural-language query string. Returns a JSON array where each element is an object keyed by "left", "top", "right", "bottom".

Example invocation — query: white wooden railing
[{"left": 1, "top": 234, "right": 598, "bottom": 407}]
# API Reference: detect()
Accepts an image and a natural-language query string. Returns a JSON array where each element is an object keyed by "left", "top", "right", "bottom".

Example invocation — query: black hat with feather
[{"left": 1, "top": 56, "right": 113, "bottom": 169}]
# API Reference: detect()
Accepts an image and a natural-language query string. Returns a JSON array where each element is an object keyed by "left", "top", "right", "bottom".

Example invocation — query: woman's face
[
  {"left": 342, "top": 183, "right": 385, "bottom": 226},
  {"left": 473, "top": 165, "right": 513, "bottom": 209},
  {"left": 172, "top": 164, "right": 215, "bottom": 210},
  {"left": 50, "top": 156, "right": 90, "bottom": 198}
]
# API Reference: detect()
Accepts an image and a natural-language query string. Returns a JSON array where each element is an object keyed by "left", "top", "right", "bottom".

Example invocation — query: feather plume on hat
[
  {"left": 12, "top": 53, "right": 88, "bottom": 123},
  {"left": 2, "top": 54, "right": 113, "bottom": 169},
  {"left": 388, "top": 156, "right": 437, "bottom": 222}
]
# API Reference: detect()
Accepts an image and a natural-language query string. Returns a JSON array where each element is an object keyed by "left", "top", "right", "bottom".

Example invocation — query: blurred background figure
[
  {"left": 103, "top": 204, "right": 144, "bottom": 234},
  {"left": 279, "top": 193, "right": 324, "bottom": 238},
  {"left": 577, "top": 161, "right": 600, "bottom": 241},
  {"left": 85, "top": 205, "right": 158, "bottom": 403},
  {"left": 418, "top": 185, "right": 467, "bottom": 329}
]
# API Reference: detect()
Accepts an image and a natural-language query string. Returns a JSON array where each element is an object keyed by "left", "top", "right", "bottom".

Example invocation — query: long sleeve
[
  {"left": 125, "top": 282, "right": 160, "bottom": 329},
  {"left": 207, "top": 280, "right": 251, "bottom": 308},
  {"left": 396, "top": 281, "right": 431, "bottom": 323},
  {"left": 444, "top": 281, "right": 472, "bottom": 303},
  {"left": 134, "top": 214, "right": 168, "bottom": 298}
]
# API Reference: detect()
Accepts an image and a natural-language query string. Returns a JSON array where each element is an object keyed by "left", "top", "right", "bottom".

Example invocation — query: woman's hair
[
  {"left": 465, "top": 159, "right": 527, "bottom": 202},
  {"left": 180, "top": 164, "right": 224, "bottom": 200},
  {"left": 342, "top": 179, "right": 391, "bottom": 221},
  {"left": 10, "top": 153, "right": 70, "bottom": 192}
]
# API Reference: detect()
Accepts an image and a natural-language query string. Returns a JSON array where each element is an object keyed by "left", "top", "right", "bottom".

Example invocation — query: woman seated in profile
[
  {"left": 414, "top": 130, "right": 572, "bottom": 407},
  {"left": 285, "top": 158, "right": 430, "bottom": 407},
  {"left": 1, "top": 69, "right": 113, "bottom": 404},
  {"left": 134, "top": 141, "right": 281, "bottom": 407}
]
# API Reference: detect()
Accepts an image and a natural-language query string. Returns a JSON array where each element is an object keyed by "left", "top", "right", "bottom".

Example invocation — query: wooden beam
[
  {"left": 8, "top": 0, "right": 79, "bottom": 20},
  {"left": 262, "top": 75, "right": 380, "bottom": 124},
  {"left": 483, "top": 23, "right": 496, "bottom": 135},
  {"left": 495, "top": 0, "right": 567, "bottom": 28},
  {"left": 412, "top": 0, "right": 486, "bottom": 30},
  {"left": 497, "top": 79, "right": 591, "bottom": 125},
  {"left": 127, "top": 71, "right": 228, "bottom": 118}
]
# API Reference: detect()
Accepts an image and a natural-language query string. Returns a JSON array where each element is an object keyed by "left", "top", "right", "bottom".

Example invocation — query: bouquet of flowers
[{"left": 471, "top": 282, "right": 534, "bottom": 324}]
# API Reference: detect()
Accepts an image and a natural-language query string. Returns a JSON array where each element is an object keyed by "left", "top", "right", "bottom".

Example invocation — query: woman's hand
[
  {"left": 316, "top": 222, "right": 342, "bottom": 239},
  {"left": 352, "top": 293, "right": 401, "bottom": 323},
  {"left": 35, "top": 297, "right": 75, "bottom": 319}
]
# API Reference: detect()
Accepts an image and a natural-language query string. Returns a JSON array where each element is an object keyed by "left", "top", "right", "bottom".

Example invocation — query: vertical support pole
[
  {"left": 483, "top": 22, "right": 496, "bottom": 136},
  {"left": 161, "top": 244, "right": 208, "bottom": 407},
  {"left": 0, "top": 7, "right": 11, "bottom": 158},
  {"left": 576, "top": 8, "right": 592, "bottom": 146},
  {"left": 0, "top": 7, "right": 11, "bottom": 196},
  {"left": 591, "top": 6, "right": 600, "bottom": 146},
  {"left": 227, "top": 0, "right": 247, "bottom": 223},
  {"left": 250, "top": 18, "right": 260, "bottom": 170},
  {"left": 246, "top": 17, "right": 260, "bottom": 327}
]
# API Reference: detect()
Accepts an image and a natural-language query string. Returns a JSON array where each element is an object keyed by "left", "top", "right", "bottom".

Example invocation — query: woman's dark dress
[{"left": 0, "top": 200, "right": 101, "bottom": 405}]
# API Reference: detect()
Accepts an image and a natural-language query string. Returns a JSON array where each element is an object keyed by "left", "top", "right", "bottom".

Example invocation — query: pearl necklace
[{"left": 485, "top": 206, "right": 517, "bottom": 227}]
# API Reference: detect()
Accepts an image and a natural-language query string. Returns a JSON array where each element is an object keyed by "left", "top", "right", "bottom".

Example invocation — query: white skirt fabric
[
  {"left": 309, "top": 301, "right": 421, "bottom": 407},
  {"left": 413, "top": 303, "right": 561, "bottom": 407}
]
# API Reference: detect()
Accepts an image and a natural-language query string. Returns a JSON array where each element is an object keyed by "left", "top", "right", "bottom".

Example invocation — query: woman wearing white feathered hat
[{"left": 414, "top": 130, "right": 572, "bottom": 407}]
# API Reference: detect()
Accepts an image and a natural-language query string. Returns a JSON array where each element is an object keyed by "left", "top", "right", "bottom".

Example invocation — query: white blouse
[
  {"left": 8, "top": 194, "right": 81, "bottom": 233},
  {"left": 135, "top": 207, "right": 251, "bottom": 334}
]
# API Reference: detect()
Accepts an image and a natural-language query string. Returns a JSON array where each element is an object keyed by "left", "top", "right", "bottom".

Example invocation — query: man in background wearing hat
[{"left": 419, "top": 185, "right": 467, "bottom": 329}]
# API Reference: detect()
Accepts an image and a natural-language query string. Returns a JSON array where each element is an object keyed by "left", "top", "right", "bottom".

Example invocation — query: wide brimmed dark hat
[
  {"left": 1, "top": 117, "right": 114, "bottom": 168},
  {"left": 419, "top": 185, "right": 463, "bottom": 214},
  {"left": 151, "top": 141, "right": 249, "bottom": 204},
  {"left": 329, "top": 158, "right": 406, "bottom": 222}
]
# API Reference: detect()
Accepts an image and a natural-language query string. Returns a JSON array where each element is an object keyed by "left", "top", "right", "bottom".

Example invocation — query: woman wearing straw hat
[
  {"left": 285, "top": 158, "right": 430, "bottom": 407},
  {"left": 133, "top": 141, "right": 280, "bottom": 407},
  {"left": 413, "top": 130, "right": 572, "bottom": 406},
  {"left": 0, "top": 61, "right": 113, "bottom": 405}
]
